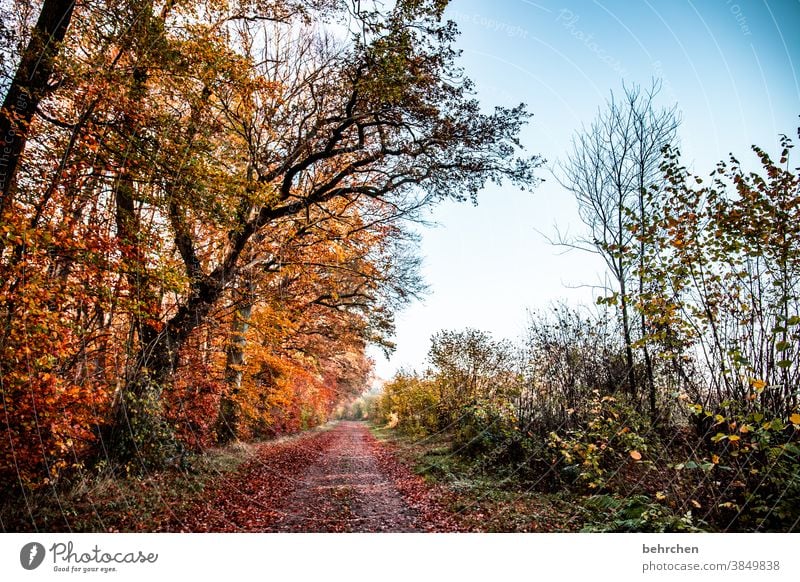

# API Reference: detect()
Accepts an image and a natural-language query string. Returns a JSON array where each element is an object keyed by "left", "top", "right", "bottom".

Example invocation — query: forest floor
[
  {"left": 3, "top": 421, "right": 577, "bottom": 532},
  {"left": 171, "top": 421, "right": 458, "bottom": 532},
  {"left": 170, "top": 420, "right": 578, "bottom": 532}
]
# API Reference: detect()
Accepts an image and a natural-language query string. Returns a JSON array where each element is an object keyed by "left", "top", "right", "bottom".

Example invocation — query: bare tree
[{"left": 558, "top": 80, "right": 680, "bottom": 420}]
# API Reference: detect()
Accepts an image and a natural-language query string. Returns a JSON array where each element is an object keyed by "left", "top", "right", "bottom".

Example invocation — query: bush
[
  {"left": 580, "top": 494, "right": 702, "bottom": 532},
  {"left": 548, "top": 391, "right": 650, "bottom": 490},
  {"left": 682, "top": 397, "right": 800, "bottom": 530},
  {"left": 518, "top": 306, "right": 631, "bottom": 438},
  {"left": 453, "top": 399, "right": 519, "bottom": 458},
  {"left": 377, "top": 372, "right": 439, "bottom": 436}
]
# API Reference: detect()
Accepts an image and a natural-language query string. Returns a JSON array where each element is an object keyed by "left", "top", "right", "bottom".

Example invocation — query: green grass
[{"left": 370, "top": 424, "right": 585, "bottom": 532}]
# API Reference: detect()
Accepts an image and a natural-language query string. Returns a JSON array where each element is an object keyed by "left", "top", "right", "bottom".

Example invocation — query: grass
[
  {"left": 3, "top": 420, "right": 709, "bottom": 533},
  {"left": 370, "top": 424, "right": 586, "bottom": 532},
  {"left": 370, "top": 423, "right": 724, "bottom": 532}
]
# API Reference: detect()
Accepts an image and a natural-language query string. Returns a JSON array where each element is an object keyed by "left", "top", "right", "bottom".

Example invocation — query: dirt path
[
  {"left": 269, "top": 421, "right": 418, "bottom": 532},
  {"left": 173, "top": 421, "right": 451, "bottom": 532}
]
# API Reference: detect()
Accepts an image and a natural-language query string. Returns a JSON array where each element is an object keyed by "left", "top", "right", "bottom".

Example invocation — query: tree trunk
[
  {"left": 643, "top": 339, "right": 657, "bottom": 422},
  {"left": 0, "top": 0, "right": 75, "bottom": 209},
  {"left": 106, "top": 327, "right": 182, "bottom": 470},
  {"left": 216, "top": 277, "right": 256, "bottom": 443},
  {"left": 638, "top": 187, "right": 658, "bottom": 423},
  {"left": 618, "top": 262, "right": 637, "bottom": 398}
]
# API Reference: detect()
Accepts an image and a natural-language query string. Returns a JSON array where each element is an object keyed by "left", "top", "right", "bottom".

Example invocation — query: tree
[
  {"left": 101, "top": 1, "right": 538, "bottom": 462},
  {"left": 0, "top": 0, "right": 540, "bottom": 481},
  {"left": 428, "top": 328, "right": 519, "bottom": 426},
  {"left": 377, "top": 370, "right": 439, "bottom": 435},
  {"left": 558, "top": 80, "right": 680, "bottom": 420},
  {"left": 638, "top": 130, "right": 800, "bottom": 418},
  {"left": 215, "top": 196, "right": 423, "bottom": 442}
]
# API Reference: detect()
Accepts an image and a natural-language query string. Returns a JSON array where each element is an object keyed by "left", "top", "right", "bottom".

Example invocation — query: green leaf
[{"left": 770, "top": 419, "right": 786, "bottom": 431}]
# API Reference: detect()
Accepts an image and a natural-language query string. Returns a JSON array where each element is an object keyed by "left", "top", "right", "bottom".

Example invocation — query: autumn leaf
[{"left": 629, "top": 450, "right": 642, "bottom": 461}]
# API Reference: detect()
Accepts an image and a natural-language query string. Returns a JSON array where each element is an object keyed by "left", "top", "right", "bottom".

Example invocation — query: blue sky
[{"left": 370, "top": 0, "right": 800, "bottom": 381}]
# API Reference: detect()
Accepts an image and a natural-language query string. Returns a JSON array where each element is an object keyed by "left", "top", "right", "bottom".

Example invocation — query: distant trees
[
  {"left": 377, "top": 371, "right": 439, "bottom": 435},
  {"left": 429, "top": 328, "right": 520, "bottom": 426}
]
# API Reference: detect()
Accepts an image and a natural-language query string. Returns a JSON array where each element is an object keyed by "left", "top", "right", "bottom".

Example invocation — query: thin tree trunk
[
  {"left": 217, "top": 277, "right": 256, "bottom": 443},
  {"left": 638, "top": 185, "right": 657, "bottom": 422},
  {"left": 643, "top": 339, "right": 656, "bottom": 421},
  {"left": 618, "top": 260, "right": 637, "bottom": 398}
]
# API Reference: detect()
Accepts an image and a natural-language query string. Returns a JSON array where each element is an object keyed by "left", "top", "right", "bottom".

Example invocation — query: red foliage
[
  {"left": 0, "top": 206, "right": 115, "bottom": 487},
  {"left": 165, "top": 339, "right": 226, "bottom": 451}
]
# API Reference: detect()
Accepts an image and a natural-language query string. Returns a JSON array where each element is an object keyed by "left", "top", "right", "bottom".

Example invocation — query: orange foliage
[
  {"left": 165, "top": 332, "right": 227, "bottom": 451},
  {"left": 1, "top": 0, "right": 530, "bottom": 488},
  {"left": 0, "top": 199, "right": 118, "bottom": 486}
]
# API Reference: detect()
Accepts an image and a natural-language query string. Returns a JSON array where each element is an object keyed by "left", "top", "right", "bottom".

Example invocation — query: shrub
[
  {"left": 580, "top": 494, "right": 702, "bottom": 532},
  {"left": 377, "top": 372, "right": 439, "bottom": 436},
  {"left": 548, "top": 391, "right": 650, "bottom": 490},
  {"left": 453, "top": 399, "right": 519, "bottom": 458},
  {"left": 682, "top": 397, "right": 800, "bottom": 530}
]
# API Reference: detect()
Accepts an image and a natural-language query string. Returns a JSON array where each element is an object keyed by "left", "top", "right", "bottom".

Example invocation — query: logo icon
[{"left": 20, "top": 542, "right": 46, "bottom": 570}]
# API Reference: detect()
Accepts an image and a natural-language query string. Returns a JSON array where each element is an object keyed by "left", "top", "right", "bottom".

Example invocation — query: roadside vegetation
[{"left": 343, "top": 105, "right": 800, "bottom": 532}]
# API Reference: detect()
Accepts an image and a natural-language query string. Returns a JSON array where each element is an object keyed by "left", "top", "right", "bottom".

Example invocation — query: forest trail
[
  {"left": 269, "top": 421, "right": 419, "bottom": 532},
  {"left": 173, "top": 421, "right": 450, "bottom": 532}
]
